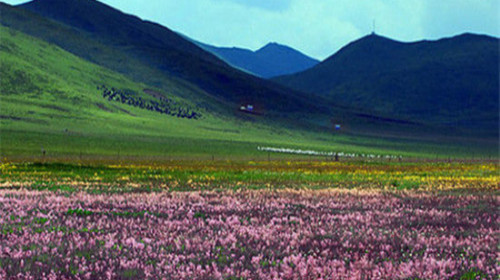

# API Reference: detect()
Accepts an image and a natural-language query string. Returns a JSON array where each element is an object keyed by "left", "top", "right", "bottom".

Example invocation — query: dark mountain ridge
[
  {"left": 274, "top": 33, "right": 499, "bottom": 133},
  {"left": 195, "top": 41, "right": 319, "bottom": 78}
]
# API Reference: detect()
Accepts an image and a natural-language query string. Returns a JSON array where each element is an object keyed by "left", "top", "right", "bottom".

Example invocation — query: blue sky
[{"left": 4, "top": 0, "right": 499, "bottom": 60}]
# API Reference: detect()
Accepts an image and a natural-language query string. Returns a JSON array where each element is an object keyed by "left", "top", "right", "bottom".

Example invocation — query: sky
[{"left": 4, "top": 0, "right": 499, "bottom": 60}]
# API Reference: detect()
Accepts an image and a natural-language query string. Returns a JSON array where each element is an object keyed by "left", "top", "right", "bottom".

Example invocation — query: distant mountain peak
[
  {"left": 264, "top": 42, "right": 280, "bottom": 46},
  {"left": 358, "top": 33, "right": 401, "bottom": 43},
  {"left": 194, "top": 40, "right": 319, "bottom": 78},
  {"left": 257, "top": 42, "right": 294, "bottom": 53},
  {"left": 260, "top": 42, "right": 282, "bottom": 48}
]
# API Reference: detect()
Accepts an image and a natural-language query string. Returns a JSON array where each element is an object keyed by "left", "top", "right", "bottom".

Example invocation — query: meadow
[
  {"left": 0, "top": 160, "right": 498, "bottom": 279},
  {"left": 1, "top": 10, "right": 499, "bottom": 280}
]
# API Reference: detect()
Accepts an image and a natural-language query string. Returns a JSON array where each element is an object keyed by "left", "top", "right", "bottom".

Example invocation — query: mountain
[
  {"left": 194, "top": 41, "right": 319, "bottom": 78},
  {"left": 5, "top": 23, "right": 482, "bottom": 160},
  {"left": 274, "top": 33, "right": 499, "bottom": 134},
  {"left": 3, "top": 0, "right": 327, "bottom": 117}
]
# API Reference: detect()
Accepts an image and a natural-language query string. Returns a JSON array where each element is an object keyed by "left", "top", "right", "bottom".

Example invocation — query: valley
[{"left": 0, "top": 1, "right": 498, "bottom": 279}]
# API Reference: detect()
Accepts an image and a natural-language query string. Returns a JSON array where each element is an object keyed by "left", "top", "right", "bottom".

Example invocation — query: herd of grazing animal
[{"left": 98, "top": 86, "right": 201, "bottom": 119}]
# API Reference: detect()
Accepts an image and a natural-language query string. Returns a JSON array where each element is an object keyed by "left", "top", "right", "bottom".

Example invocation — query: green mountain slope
[
  {"left": 12, "top": 0, "right": 327, "bottom": 116},
  {"left": 274, "top": 34, "right": 499, "bottom": 135},
  {"left": 0, "top": 2, "right": 211, "bottom": 106}
]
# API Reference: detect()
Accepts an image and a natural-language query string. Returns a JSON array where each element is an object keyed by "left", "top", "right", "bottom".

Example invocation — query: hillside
[
  {"left": 1, "top": 0, "right": 327, "bottom": 117},
  {"left": 0, "top": 24, "right": 355, "bottom": 158},
  {"left": 195, "top": 41, "right": 319, "bottom": 78},
  {"left": 4, "top": 25, "right": 484, "bottom": 160},
  {"left": 274, "top": 34, "right": 500, "bottom": 135}
]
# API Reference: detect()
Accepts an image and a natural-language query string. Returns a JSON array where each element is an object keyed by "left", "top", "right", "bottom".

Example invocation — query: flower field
[
  {"left": 0, "top": 161, "right": 498, "bottom": 279},
  {"left": 1, "top": 161, "right": 498, "bottom": 192}
]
